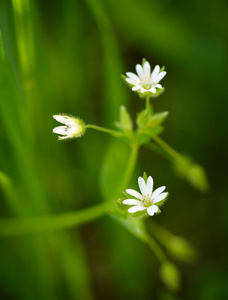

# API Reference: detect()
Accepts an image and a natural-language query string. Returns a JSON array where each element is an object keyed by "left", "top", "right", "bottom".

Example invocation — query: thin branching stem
[
  {"left": 86, "top": 124, "right": 123, "bottom": 137},
  {"left": 146, "top": 234, "right": 168, "bottom": 264},
  {"left": 152, "top": 135, "right": 183, "bottom": 162}
]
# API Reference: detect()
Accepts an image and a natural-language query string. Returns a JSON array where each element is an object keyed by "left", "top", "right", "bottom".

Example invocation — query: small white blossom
[
  {"left": 125, "top": 61, "right": 166, "bottom": 94},
  {"left": 123, "top": 176, "right": 168, "bottom": 216},
  {"left": 53, "top": 115, "right": 85, "bottom": 140}
]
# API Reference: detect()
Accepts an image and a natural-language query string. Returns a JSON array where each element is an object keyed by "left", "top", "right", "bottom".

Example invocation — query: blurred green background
[{"left": 0, "top": 0, "right": 228, "bottom": 299}]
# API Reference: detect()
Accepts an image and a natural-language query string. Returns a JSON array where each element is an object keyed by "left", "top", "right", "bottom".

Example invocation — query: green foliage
[
  {"left": 115, "top": 105, "right": 134, "bottom": 140},
  {"left": 0, "top": 0, "right": 225, "bottom": 299},
  {"left": 100, "top": 140, "right": 130, "bottom": 199}
]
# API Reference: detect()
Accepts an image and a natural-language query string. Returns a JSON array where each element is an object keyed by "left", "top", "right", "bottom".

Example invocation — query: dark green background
[{"left": 0, "top": 0, "right": 227, "bottom": 299}]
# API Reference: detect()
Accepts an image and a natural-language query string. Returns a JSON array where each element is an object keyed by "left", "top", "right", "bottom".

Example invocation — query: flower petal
[
  {"left": 153, "top": 71, "right": 166, "bottom": 84},
  {"left": 152, "top": 186, "right": 166, "bottom": 200},
  {"left": 140, "top": 88, "right": 147, "bottom": 93},
  {"left": 149, "top": 87, "right": 156, "bottom": 93},
  {"left": 136, "top": 64, "right": 144, "bottom": 78},
  {"left": 143, "top": 61, "right": 151, "bottom": 77},
  {"left": 126, "top": 72, "right": 141, "bottom": 83},
  {"left": 146, "top": 176, "right": 153, "bottom": 196},
  {"left": 132, "top": 86, "right": 141, "bottom": 91},
  {"left": 53, "top": 115, "right": 68, "bottom": 124},
  {"left": 126, "top": 189, "right": 142, "bottom": 200},
  {"left": 138, "top": 177, "right": 147, "bottom": 195},
  {"left": 122, "top": 199, "right": 142, "bottom": 206},
  {"left": 128, "top": 206, "right": 146, "bottom": 213},
  {"left": 153, "top": 192, "right": 168, "bottom": 203},
  {"left": 58, "top": 135, "right": 69, "bottom": 140},
  {"left": 126, "top": 78, "right": 138, "bottom": 85},
  {"left": 147, "top": 205, "right": 158, "bottom": 216},
  {"left": 153, "top": 84, "right": 162, "bottom": 89},
  {"left": 53, "top": 126, "right": 67, "bottom": 135},
  {"left": 151, "top": 65, "right": 160, "bottom": 79}
]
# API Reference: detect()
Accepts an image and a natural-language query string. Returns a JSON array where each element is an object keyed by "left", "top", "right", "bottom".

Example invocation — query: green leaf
[
  {"left": 111, "top": 215, "right": 148, "bottom": 242},
  {"left": 136, "top": 109, "right": 150, "bottom": 128},
  {"left": 136, "top": 126, "right": 164, "bottom": 145},
  {"left": 142, "top": 58, "right": 147, "bottom": 66},
  {"left": 119, "top": 105, "right": 133, "bottom": 131},
  {"left": 148, "top": 111, "right": 169, "bottom": 127}
]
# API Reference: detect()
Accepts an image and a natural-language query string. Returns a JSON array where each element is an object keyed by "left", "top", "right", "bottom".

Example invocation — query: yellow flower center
[{"left": 142, "top": 194, "right": 153, "bottom": 207}]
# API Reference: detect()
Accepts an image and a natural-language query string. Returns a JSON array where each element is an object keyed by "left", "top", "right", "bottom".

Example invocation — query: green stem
[
  {"left": 146, "top": 234, "right": 168, "bottom": 264},
  {"left": 146, "top": 95, "right": 150, "bottom": 111},
  {"left": 86, "top": 124, "right": 123, "bottom": 137},
  {"left": 117, "top": 144, "right": 139, "bottom": 194},
  {"left": 152, "top": 135, "right": 183, "bottom": 162},
  {"left": 144, "top": 142, "right": 171, "bottom": 161},
  {"left": 149, "top": 220, "right": 174, "bottom": 244},
  {"left": 0, "top": 200, "right": 114, "bottom": 236},
  {"left": 0, "top": 143, "right": 139, "bottom": 237}
]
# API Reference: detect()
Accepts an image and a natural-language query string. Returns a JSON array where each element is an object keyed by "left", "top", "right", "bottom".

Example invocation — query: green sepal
[
  {"left": 143, "top": 172, "right": 148, "bottom": 183},
  {"left": 142, "top": 58, "right": 147, "bottom": 66},
  {"left": 149, "top": 87, "right": 165, "bottom": 98},
  {"left": 115, "top": 197, "right": 131, "bottom": 214},
  {"left": 129, "top": 209, "right": 148, "bottom": 219},
  {"left": 135, "top": 88, "right": 165, "bottom": 98},
  {"left": 160, "top": 66, "right": 165, "bottom": 72}
]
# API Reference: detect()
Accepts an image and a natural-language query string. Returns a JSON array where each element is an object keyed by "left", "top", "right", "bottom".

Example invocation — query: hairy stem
[
  {"left": 146, "top": 234, "right": 168, "bottom": 263},
  {"left": 86, "top": 124, "right": 123, "bottom": 137},
  {"left": 146, "top": 95, "right": 150, "bottom": 111},
  {"left": 118, "top": 144, "right": 139, "bottom": 194}
]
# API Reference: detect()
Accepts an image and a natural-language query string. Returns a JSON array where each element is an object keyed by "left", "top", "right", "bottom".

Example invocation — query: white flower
[
  {"left": 53, "top": 115, "right": 85, "bottom": 140},
  {"left": 122, "top": 176, "right": 168, "bottom": 216},
  {"left": 125, "top": 61, "right": 166, "bottom": 94}
]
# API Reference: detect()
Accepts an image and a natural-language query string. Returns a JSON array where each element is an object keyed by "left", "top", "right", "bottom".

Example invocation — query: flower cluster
[
  {"left": 123, "top": 175, "right": 168, "bottom": 216},
  {"left": 125, "top": 61, "right": 166, "bottom": 95}
]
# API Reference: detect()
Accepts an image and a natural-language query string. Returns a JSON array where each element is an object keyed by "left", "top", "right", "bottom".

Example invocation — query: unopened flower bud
[
  {"left": 160, "top": 262, "right": 180, "bottom": 292},
  {"left": 53, "top": 115, "right": 86, "bottom": 140}
]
